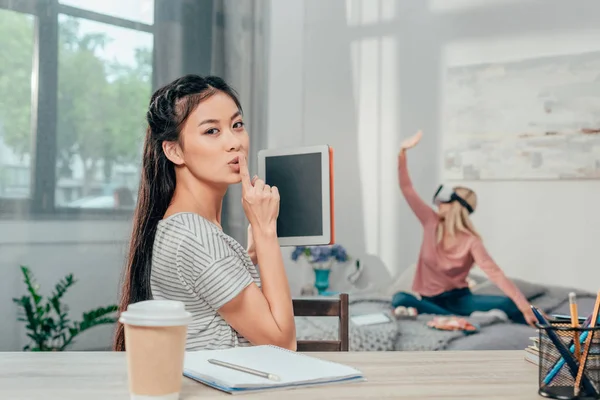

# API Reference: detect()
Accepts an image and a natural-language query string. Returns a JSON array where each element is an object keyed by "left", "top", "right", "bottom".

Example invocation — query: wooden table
[{"left": 0, "top": 350, "right": 542, "bottom": 399}]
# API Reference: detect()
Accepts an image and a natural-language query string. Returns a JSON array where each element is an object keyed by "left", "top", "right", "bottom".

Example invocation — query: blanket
[
  {"left": 294, "top": 294, "right": 509, "bottom": 351},
  {"left": 394, "top": 313, "right": 507, "bottom": 351},
  {"left": 398, "top": 284, "right": 598, "bottom": 351},
  {"left": 295, "top": 295, "right": 400, "bottom": 351}
]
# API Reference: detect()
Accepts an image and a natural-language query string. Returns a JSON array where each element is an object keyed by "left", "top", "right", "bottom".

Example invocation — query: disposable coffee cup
[{"left": 119, "top": 300, "right": 192, "bottom": 400}]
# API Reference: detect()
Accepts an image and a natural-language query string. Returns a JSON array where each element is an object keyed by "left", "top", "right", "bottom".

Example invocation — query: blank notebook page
[{"left": 183, "top": 345, "right": 363, "bottom": 389}]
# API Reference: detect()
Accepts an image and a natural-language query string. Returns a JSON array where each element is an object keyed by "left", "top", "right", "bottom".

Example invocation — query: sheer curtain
[
  {"left": 154, "top": 0, "right": 269, "bottom": 244},
  {"left": 212, "top": 0, "right": 269, "bottom": 244}
]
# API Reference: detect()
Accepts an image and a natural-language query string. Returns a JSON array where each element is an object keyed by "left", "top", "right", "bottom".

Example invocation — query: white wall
[
  {"left": 266, "top": 0, "right": 600, "bottom": 292},
  {"left": 0, "top": 220, "right": 129, "bottom": 351},
  {"left": 3, "top": 0, "right": 600, "bottom": 353}
]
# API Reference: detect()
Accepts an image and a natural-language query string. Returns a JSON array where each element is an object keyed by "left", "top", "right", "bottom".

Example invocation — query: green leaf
[
  {"left": 81, "top": 305, "right": 118, "bottom": 322},
  {"left": 50, "top": 274, "right": 75, "bottom": 306},
  {"left": 14, "top": 264, "right": 119, "bottom": 351}
]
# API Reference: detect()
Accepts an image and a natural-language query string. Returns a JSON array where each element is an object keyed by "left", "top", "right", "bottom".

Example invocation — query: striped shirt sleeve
[
  {"left": 194, "top": 255, "right": 254, "bottom": 311},
  {"left": 176, "top": 229, "right": 253, "bottom": 311}
]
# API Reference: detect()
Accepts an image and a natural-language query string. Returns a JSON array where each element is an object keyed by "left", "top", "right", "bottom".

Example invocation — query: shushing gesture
[{"left": 238, "top": 155, "right": 280, "bottom": 236}]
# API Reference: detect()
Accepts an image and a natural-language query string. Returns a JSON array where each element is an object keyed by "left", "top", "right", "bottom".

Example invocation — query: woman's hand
[
  {"left": 521, "top": 305, "right": 539, "bottom": 328},
  {"left": 239, "top": 155, "right": 280, "bottom": 236},
  {"left": 245, "top": 174, "right": 259, "bottom": 264},
  {"left": 399, "top": 130, "right": 423, "bottom": 152}
]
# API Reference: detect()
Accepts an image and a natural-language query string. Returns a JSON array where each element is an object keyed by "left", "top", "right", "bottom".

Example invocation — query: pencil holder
[{"left": 537, "top": 321, "right": 600, "bottom": 400}]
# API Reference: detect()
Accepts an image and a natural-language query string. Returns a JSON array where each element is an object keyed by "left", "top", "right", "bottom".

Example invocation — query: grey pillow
[{"left": 472, "top": 277, "right": 547, "bottom": 300}]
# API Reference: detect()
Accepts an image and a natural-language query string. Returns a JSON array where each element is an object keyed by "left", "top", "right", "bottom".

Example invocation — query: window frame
[{"left": 0, "top": 0, "right": 154, "bottom": 220}]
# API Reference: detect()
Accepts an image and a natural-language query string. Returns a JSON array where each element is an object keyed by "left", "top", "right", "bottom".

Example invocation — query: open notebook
[{"left": 183, "top": 345, "right": 365, "bottom": 394}]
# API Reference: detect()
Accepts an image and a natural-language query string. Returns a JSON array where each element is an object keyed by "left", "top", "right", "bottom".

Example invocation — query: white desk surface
[{"left": 0, "top": 350, "right": 542, "bottom": 399}]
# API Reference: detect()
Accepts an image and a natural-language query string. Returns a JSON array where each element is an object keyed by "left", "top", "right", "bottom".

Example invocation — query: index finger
[{"left": 238, "top": 155, "right": 252, "bottom": 191}]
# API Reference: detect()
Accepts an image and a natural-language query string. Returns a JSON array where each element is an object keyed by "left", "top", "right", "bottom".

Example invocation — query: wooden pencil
[{"left": 573, "top": 290, "right": 600, "bottom": 397}]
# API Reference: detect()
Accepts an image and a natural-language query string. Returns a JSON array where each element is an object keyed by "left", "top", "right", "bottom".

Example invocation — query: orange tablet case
[{"left": 329, "top": 146, "right": 335, "bottom": 245}]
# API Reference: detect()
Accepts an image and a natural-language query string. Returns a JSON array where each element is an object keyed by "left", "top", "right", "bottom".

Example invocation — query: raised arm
[
  {"left": 218, "top": 155, "right": 296, "bottom": 350},
  {"left": 470, "top": 238, "right": 536, "bottom": 326},
  {"left": 397, "top": 132, "right": 437, "bottom": 225}
]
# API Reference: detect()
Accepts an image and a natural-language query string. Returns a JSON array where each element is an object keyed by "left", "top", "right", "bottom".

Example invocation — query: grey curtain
[
  {"left": 212, "top": 0, "right": 269, "bottom": 245},
  {"left": 154, "top": 0, "right": 269, "bottom": 245}
]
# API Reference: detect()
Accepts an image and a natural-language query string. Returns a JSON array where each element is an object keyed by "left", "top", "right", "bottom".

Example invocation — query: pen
[
  {"left": 542, "top": 310, "right": 593, "bottom": 384},
  {"left": 569, "top": 292, "right": 580, "bottom": 361},
  {"left": 543, "top": 314, "right": 594, "bottom": 385},
  {"left": 208, "top": 359, "right": 281, "bottom": 382},
  {"left": 543, "top": 328, "right": 590, "bottom": 385}
]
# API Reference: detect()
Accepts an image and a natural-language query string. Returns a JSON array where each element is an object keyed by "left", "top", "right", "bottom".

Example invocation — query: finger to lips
[{"left": 239, "top": 156, "right": 251, "bottom": 190}]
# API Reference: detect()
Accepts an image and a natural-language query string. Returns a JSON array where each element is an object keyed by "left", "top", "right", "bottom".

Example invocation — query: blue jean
[{"left": 392, "top": 287, "right": 526, "bottom": 324}]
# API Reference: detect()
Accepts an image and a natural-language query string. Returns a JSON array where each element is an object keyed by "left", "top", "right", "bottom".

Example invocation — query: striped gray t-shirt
[{"left": 150, "top": 212, "right": 261, "bottom": 350}]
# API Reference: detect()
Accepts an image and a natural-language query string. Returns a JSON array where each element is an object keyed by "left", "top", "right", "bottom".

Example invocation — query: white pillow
[{"left": 383, "top": 264, "right": 420, "bottom": 298}]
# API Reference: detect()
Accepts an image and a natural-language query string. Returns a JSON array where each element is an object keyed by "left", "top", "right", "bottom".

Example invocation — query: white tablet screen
[{"left": 264, "top": 152, "right": 323, "bottom": 238}]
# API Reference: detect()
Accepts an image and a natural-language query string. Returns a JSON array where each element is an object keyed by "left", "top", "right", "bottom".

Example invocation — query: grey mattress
[
  {"left": 295, "top": 281, "right": 598, "bottom": 352},
  {"left": 446, "top": 295, "right": 599, "bottom": 351}
]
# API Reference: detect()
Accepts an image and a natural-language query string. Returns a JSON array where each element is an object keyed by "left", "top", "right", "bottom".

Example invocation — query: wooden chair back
[{"left": 292, "top": 293, "right": 349, "bottom": 351}]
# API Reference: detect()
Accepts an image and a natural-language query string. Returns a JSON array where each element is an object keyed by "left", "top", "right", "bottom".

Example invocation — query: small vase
[{"left": 312, "top": 268, "right": 331, "bottom": 295}]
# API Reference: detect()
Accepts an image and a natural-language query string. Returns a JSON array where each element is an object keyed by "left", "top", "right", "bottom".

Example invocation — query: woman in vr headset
[{"left": 393, "top": 130, "right": 536, "bottom": 326}]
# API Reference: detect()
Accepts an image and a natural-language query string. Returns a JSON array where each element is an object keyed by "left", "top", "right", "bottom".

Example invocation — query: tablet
[
  {"left": 351, "top": 313, "right": 392, "bottom": 326},
  {"left": 257, "top": 145, "right": 334, "bottom": 246}
]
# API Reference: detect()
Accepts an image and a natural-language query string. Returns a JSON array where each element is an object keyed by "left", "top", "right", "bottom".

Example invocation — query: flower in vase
[
  {"left": 291, "top": 244, "right": 350, "bottom": 295},
  {"left": 290, "top": 244, "right": 350, "bottom": 269}
]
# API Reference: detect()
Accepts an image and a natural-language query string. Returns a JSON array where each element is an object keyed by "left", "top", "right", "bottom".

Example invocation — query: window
[
  {"left": 0, "top": 9, "right": 35, "bottom": 200},
  {"left": 0, "top": 0, "right": 154, "bottom": 217},
  {"left": 56, "top": 16, "right": 152, "bottom": 209},
  {"left": 59, "top": 0, "right": 154, "bottom": 25}
]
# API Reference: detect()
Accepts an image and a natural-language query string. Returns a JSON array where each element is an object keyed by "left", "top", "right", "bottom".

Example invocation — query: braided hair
[{"left": 113, "top": 75, "right": 242, "bottom": 351}]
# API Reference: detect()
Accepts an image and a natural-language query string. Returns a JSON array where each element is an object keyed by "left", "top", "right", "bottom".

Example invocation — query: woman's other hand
[
  {"left": 239, "top": 155, "right": 280, "bottom": 237},
  {"left": 399, "top": 130, "right": 423, "bottom": 152},
  {"left": 521, "top": 305, "right": 539, "bottom": 328}
]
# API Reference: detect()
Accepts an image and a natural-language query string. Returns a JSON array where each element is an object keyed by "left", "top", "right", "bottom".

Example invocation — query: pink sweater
[{"left": 398, "top": 152, "right": 529, "bottom": 311}]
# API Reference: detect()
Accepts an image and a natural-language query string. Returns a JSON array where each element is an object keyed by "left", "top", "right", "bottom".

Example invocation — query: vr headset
[{"left": 433, "top": 184, "right": 474, "bottom": 214}]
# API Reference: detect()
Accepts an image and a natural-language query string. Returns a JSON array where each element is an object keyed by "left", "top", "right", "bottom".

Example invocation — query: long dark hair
[{"left": 113, "top": 75, "right": 243, "bottom": 351}]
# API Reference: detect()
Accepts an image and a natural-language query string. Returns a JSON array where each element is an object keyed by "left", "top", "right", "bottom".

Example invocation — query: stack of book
[
  {"left": 524, "top": 336, "right": 540, "bottom": 365},
  {"left": 524, "top": 334, "right": 600, "bottom": 368}
]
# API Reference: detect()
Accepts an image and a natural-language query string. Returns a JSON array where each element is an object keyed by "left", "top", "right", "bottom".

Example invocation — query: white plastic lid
[{"left": 119, "top": 300, "right": 192, "bottom": 327}]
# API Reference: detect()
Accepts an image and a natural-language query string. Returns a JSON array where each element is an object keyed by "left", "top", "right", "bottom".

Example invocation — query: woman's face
[
  {"left": 437, "top": 202, "right": 452, "bottom": 218},
  {"left": 173, "top": 91, "right": 249, "bottom": 187}
]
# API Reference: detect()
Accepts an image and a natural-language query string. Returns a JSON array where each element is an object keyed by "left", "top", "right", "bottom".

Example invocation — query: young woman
[
  {"left": 393, "top": 130, "right": 537, "bottom": 326},
  {"left": 113, "top": 75, "right": 296, "bottom": 351}
]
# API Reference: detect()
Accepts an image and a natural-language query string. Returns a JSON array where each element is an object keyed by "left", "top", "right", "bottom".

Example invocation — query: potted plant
[
  {"left": 12, "top": 265, "right": 118, "bottom": 351},
  {"left": 291, "top": 244, "right": 350, "bottom": 295}
]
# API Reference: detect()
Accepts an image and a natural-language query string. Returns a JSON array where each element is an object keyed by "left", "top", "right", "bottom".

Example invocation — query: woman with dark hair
[{"left": 113, "top": 75, "right": 296, "bottom": 351}]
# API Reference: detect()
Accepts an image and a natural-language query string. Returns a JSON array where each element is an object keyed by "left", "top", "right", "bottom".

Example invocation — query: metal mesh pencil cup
[{"left": 537, "top": 321, "right": 600, "bottom": 399}]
